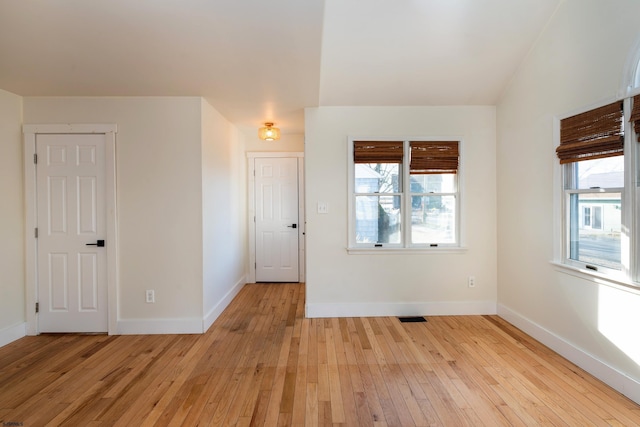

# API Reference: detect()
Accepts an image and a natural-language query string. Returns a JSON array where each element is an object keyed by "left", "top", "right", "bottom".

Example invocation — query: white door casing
[
  {"left": 24, "top": 124, "right": 118, "bottom": 335},
  {"left": 255, "top": 157, "right": 299, "bottom": 282}
]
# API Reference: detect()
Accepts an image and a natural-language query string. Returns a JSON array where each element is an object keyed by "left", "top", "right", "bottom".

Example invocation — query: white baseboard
[
  {"left": 203, "top": 277, "right": 246, "bottom": 332},
  {"left": 116, "top": 317, "right": 204, "bottom": 335},
  {"left": 498, "top": 304, "right": 640, "bottom": 405},
  {"left": 306, "top": 300, "right": 497, "bottom": 318},
  {"left": 0, "top": 322, "right": 26, "bottom": 348},
  {"left": 115, "top": 277, "right": 246, "bottom": 335}
]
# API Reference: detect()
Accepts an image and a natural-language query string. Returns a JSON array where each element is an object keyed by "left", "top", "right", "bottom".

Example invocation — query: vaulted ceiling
[{"left": 0, "top": 0, "right": 562, "bottom": 134}]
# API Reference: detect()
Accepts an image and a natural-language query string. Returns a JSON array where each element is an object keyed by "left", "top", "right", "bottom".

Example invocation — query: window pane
[
  {"left": 410, "top": 173, "right": 456, "bottom": 193},
  {"left": 593, "top": 206, "right": 602, "bottom": 229},
  {"left": 569, "top": 192, "right": 621, "bottom": 270},
  {"left": 566, "top": 157, "right": 624, "bottom": 190},
  {"left": 582, "top": 207, "right": 591, "bottom": 227},
  {"left": 355, "top": 163, "right": 401, "bottom": 193},
  {"left": 355, "top": 195, "right": 401, "bottom": 243},
  {"left": 411, "top": 195, "right": 455, "bottom": 244}
]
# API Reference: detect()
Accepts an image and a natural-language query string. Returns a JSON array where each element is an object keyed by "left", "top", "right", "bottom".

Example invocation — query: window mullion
[
  {"left": 403, "top": 141, "right": 411, "bottom": 247},
  {"left": 566, "top": 188, "right": 624, "bottom": 194},
  {"left": 623, "top": 97, "right": 636, "bottom": 280}
]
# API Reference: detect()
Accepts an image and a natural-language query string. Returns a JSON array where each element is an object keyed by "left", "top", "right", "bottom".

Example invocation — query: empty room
[{"left": 2, "top": 0, "right": 640, "bottom": 425}]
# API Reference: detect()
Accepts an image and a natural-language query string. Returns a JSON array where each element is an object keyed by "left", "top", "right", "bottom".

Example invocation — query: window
[
  {"left": 350, "top": 139, "right": 460, "bottom": 249},
  {"left": 557, "top": 98, "right": 640, "bottom": 277},
  {"left": 582, "top": 205, "right": 603, "bottom": 230}
]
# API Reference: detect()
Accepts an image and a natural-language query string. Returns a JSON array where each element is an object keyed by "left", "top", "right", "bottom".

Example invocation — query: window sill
[
  {"left": 347, "top": 246, "right": 468, "bottom": 255},
  {"left": 550, "top": 261, "right": 640, "bottom": 291}
]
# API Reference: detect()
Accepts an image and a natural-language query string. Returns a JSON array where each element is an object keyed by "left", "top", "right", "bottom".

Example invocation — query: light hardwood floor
[{"left": 1, "top": 283, "right": 639, "bottom": 426}]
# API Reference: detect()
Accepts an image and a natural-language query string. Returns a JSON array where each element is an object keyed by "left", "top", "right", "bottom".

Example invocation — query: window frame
[
  {"left": 348, "top": 137, "right": 464, "bottom": 252},
  {"left": 556, "top": 97, "right": 637, "bottom": 284}
]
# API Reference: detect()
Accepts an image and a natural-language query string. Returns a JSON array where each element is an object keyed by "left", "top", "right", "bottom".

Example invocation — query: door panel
[
  {"left": 49, "top": 253, "right": 69, "bottom": 310},
  {"left": 36, "top": 134, "right": 108, "bottom": 332},
  {"left": 255, "top": 157, "right": 299, "bottom": 282}
]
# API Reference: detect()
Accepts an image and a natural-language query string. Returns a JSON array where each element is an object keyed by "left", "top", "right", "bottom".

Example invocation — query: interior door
[
  {"left": 36, "top": 133, "right": 108, "bottom": 332},
  {"left": 255, "top": 157, "right": 299, "bottom": 282}
]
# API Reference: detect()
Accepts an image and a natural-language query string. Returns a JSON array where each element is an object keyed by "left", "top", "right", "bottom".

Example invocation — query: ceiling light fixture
[{"left": 258, "top": 122, "right": 280, "bottom": 141}]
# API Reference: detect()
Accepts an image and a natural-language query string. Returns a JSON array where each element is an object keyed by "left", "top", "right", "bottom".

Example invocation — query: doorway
[
  {"left": 248, "top": 153, "right": 304, "bottom": 283},
  {"left": 24, "top": 124, "right": 118, "bottom": 335}
]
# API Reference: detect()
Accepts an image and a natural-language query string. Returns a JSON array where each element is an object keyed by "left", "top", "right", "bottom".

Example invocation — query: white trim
[
  {"left": 0, "top": 322, "right": 26, "bottom": 348},
  {"left": 247, "top": 151, "right": 304, "bottom": 158},
  {"left": 620, "top": 33, "right": 640, "bottom": 99},
  {"left": 347, "top": 140, "right": 356, "bottom": 248},
  {"left": 498, "top": 304, "right": 640, "bottom": 405},
  {"left": 23, "top": 124, "right": 119, "bottom": 335},
  {"left": 306, "top": 300, "right": 496, "bottom": 318},
  {"left": 550, "top": 261, "right": 640, "bottom": 290},
  {"left": 203, "top": 277, "right": 246, "bottom": 332},
  {"left": 297, "top": 157, "right": 306, "bottom": 282},
  {"left": 623, "top": 97, "right": 637, "bottom": 282},
  {"left": 116, "top": 318, "right": 203, "bottom": 335},
  {"left": 346, "top": 247, "right": 468, "bottom": 255},
  {"left": 246, "top": 152, "right": 305, "bottom": 283},
  {"left": 552, "top": 117, "right": 562, "bottom": 263},
  {"left": 23, "top": 124, "right": 117, "bottom": 134},
  {"left": 248, "top": 157, "right": 256, "bottom": 283},
  {"left": 104, "top": 131, "right": 119, "bottom": 334},
  {"left": 23, "top": 132, "right": 37, "bottom": 335}
]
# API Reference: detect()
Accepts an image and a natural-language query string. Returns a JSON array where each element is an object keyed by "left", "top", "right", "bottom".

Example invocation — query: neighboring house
[
  {"left": 578, "top": 171, "right": 624, "bottom": 236},
  {"left": 578, "top": 196, "right": 621, "bottom": 235}
]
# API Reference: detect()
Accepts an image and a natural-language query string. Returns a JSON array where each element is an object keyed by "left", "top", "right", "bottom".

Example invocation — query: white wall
[
  {"left": 0, "top": 89, "right": 25, "bottom": 346},
  {"left": 304, "top": 106, "right": 497, "bottom": 317},
  {"left": 497, "top": 0, "right": 640, "bottom": 402},
  {"left": 201, "top": 99, "right": 247, "bottom": 329},
  {"left": 24, "top": 97, "right": 205, "bottom": 333}
]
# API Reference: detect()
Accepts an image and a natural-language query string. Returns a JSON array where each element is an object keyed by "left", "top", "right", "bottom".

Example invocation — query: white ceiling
[{"left": 0, "top": 0, "right": 561, "bottom": 134}]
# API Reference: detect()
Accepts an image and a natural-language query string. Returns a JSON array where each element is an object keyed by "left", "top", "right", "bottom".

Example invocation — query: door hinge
[
  {"left": 35, "top": 302, "right": 39, "bottom": 313},
  {"left": 254, "top": 215, "right": 256, "bottom": 223},
  {"left": 34, "top": 153, "right": 38, "bottom": 164},
  {"left": 34, "top": 228, "right": 38, "bottom": 238}
]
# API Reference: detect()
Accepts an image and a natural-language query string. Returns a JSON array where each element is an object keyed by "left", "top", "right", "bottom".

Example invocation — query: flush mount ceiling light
[{"left": 258, "top": 122, "right": 280, "bottom": 141}]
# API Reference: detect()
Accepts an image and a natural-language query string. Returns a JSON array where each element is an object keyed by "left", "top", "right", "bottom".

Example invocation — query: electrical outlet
[
  {"left": 146, "top": 290, "right": 155, "bottom": 303},
  {"left": 468, "top": 276, "right": 476, "bottom": 288}
]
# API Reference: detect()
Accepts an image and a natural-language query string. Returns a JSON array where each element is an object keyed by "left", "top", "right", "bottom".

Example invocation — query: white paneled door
[
  {"left": 36, "top": 134, "right": 108, "bottom": 332},
  {"left": 255, "top": 157, "right": 299, "bottom": 282}
]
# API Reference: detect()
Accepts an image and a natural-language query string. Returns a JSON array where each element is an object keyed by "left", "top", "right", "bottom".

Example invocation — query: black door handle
[
  {"left": 287, "top": 224, "right": 297, "bottom": 229},
  {"left": 86, "top": 240, "right": 105, "bottom": 247}
]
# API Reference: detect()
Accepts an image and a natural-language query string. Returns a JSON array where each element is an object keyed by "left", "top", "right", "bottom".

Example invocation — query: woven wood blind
[
  {"left": 631, "top": 95, "right": 640, "bottom": 142},
  {"left": 410, "top": 141, "right": 459, "bottom": 174},
  {"left": 353, "top": 141, "right": 403, "bottom": 163},
  {"left": 556, "top": 101, "right": 624, "bottom": 164}
]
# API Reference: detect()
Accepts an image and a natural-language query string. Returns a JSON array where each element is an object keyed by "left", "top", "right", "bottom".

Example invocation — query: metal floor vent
[{"left": 398, "top": 316, "right": 427, "bottom": 323}]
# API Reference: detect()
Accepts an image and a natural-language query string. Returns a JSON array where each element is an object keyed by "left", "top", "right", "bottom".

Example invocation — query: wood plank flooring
[{"left": 1, "top": 283, "right": 639, "bottom": 426}]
